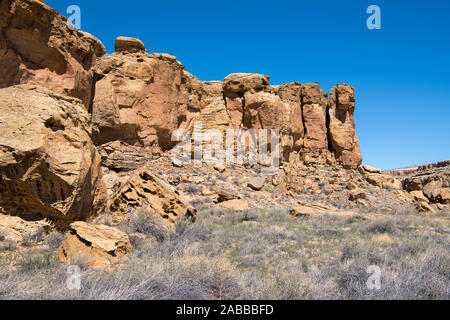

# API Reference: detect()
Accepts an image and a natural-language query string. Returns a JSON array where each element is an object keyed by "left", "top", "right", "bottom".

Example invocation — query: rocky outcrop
[
  {"left": 58, "top": 221, "right": 132, "bottom": 269},
  {"left": 328, "top": 84, "right": 362, "bottom": 169},
  {"left": 114, "top": 36, "right": 147, "bottom": 53},
  {"left": 0, "top": 213, "right": 50, "bottom": 242},
  {"left": 108, "top": 166, "right": 197, "bottom": 227},
  {"left": 0, "top": 85, "right": 107, "bottom": 227},
  {"left": 0, "top": 0, "right": 105, "bottom": 108},
  {"left": 400, "top": 162, "right": 449, "bottom": 206}
]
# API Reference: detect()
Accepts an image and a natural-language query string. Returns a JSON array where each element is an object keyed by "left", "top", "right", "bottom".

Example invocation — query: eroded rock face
[
  {"left": 0, "top": 0, "right": 105, "bottom": 108},
  {"left": 92, "top": 46, "right": 362, "bottom": 169},
  {"left": 91, "top": 47, "right": 207, "bottom": 153},
  {"left": 108, "top": 166, "right": 197, "bottom": 227},
  {"left": 0, "top": 85, "right": 107, "bottom": 227},
  {"left": 329, "top": 84, "right": 362, "bottom": 169},
  {"left": 58, "top": 221, "right": 132, "bottom": 269}
]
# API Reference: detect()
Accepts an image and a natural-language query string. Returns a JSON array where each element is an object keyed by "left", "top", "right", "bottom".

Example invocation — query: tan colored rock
[
  {"left": 275, "top": 83, "right": 304, "bottom": 152},
  {"left": 58, "top": 222, "right": 132, "bottom": 269},
  {"left": 290, "top": 205, "right": 321, "bottom": 217},
  {"left": 0, "top": 85, "right": 107, "bottom": 227},
  {"left": 349, "top": 189, "right": 366, "bottom": 201},
  {"left": 416, "top": 201, "right": 435, "bottom": 213},
  {"left": 301, "top": 83, "right": 329, "bottom": 150},
  {"left": 114, "top": 36, "right": 146, "bottom": 53},
  {"left": 365, "top": 174, "right": 402, "bottom": 190},
  {"left": 215, "top": 190, "right": 239, "bottom": 203},
  {"left": 97, "top": 141, "right": 151, "bottom": 172},
  {"left": 0, "top": 0, "right": 104, "bottom": 107},
  {"left": 218, "top": 199, "right": 249, "bottom": 211},
  {"left": 223, "top": 73, "right": 270, "bottom": 129},
  {"left": 0, "top": 214, "right": 50, "bottom": 242},
  {"left": 423, "top": 180, "right": 442, "bottom": 202},
  {"left": 437, "top": 188, "right": 450, "bottom": 204},
  {"left": 214, "top": 163, "right": 226, "bottom": 173},
  {"left": 248, "top": 177, "right": 265, "bottom": 191},
  {"left": 109, "top": 166, "right": 196, "bottom": 227},
  {"left": 328, "top": 84, "right": 362, "bottom": 169},
  {"left": 223, "top": 73, "right": 270, "bottom": 96}
]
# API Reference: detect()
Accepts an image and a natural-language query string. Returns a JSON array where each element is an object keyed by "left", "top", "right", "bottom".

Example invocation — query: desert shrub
[
  {"left": 45, "top": 231, "right": 65, "bottom": 250},
  {"left": 22, "top": 227, "right": 47, "bottom": 247}
]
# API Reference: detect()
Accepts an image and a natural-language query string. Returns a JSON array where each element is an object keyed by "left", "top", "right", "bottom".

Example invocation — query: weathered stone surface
[
  {"left": 329, "top": 84, "right": 362, "bottom": 169},
  {"left": 0, "top": 85, "right": 107, "bottom": 227},
  {"left": 218, "top": 199, "right": 249, "bottom": 211},
  {"left": 108, "top": 166, "right": 197, "bottom": 227},
  {"left": 91, "top": 49, "right": 206, "bottom": 153},
  {"left": 301, "top": 83, "right": 329, "bottom": 150},
  {"left": 416, "top": 201, "right": 435, "bottom": 213},
  {"left": 423, "top": 180, "right": 442, "bottom": 202},
  {"left": 0, "top": 213, "right": 50, "bottom": 242},
  {"left": 114, "top": 36, "right": 146, "bottom": 53},
  {"left": 58, "top": 221, "right": 132, "bottom": 269},
  {"left": 349, "top": 188, "right": 366, "bottom": 201},
  {"left": 362, "top": 165, "right": 382, "bottom": 174},
  {"left": 215, "top": 190, "right": 239, "bottom": 203},
  {"left": 0, "top": 0, "right": 105, "bottom": 108},
  {"left": 97, "top": 141, "right": 151, "bottom": 172}
]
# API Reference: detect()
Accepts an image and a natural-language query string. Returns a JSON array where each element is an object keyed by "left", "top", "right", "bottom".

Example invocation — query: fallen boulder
[{"left": 58, "top": 221, "right": 132, "bottom": 269}]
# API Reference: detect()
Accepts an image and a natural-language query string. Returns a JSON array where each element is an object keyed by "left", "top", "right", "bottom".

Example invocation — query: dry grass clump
[{"left": 0, "top": 206, "right": 448, "bottom": 300}]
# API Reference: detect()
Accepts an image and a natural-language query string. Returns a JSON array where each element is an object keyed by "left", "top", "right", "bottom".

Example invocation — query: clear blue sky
[{"left": 47, "top": 0, "right": 450, "bottom": 170}]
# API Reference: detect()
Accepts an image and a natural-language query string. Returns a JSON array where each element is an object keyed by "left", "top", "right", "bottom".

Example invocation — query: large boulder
[
  {"left": 108, "top": 166, "right": 197, "bottom": 228},
  {"left": 0, "top": 85, "right": 107, "bottom": 228},
  {"left": 0, "top": 0, "right": 105, "bottom": 108},
  {"left": 58, "top": 221, "right": 132, "bottom": 269}
]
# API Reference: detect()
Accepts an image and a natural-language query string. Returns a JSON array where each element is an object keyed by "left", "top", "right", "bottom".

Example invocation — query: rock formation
[
  {"left": 0, "top": 0, "right": 369, "bottom": 238},
  {"left": 0, "top": 0, "right": 105, "bottom": 108},
  {"left": 108, "top": 166, "right": 197, "bottom": 227},
  {"left": 329, "top": 84, "right": 362, "bottom": 169},
  {"left": 0, "top": 85, "right": 107, "bottom": 227},
  {"left": 91, "top": 44, "right": 363, "bottom": 169}
]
